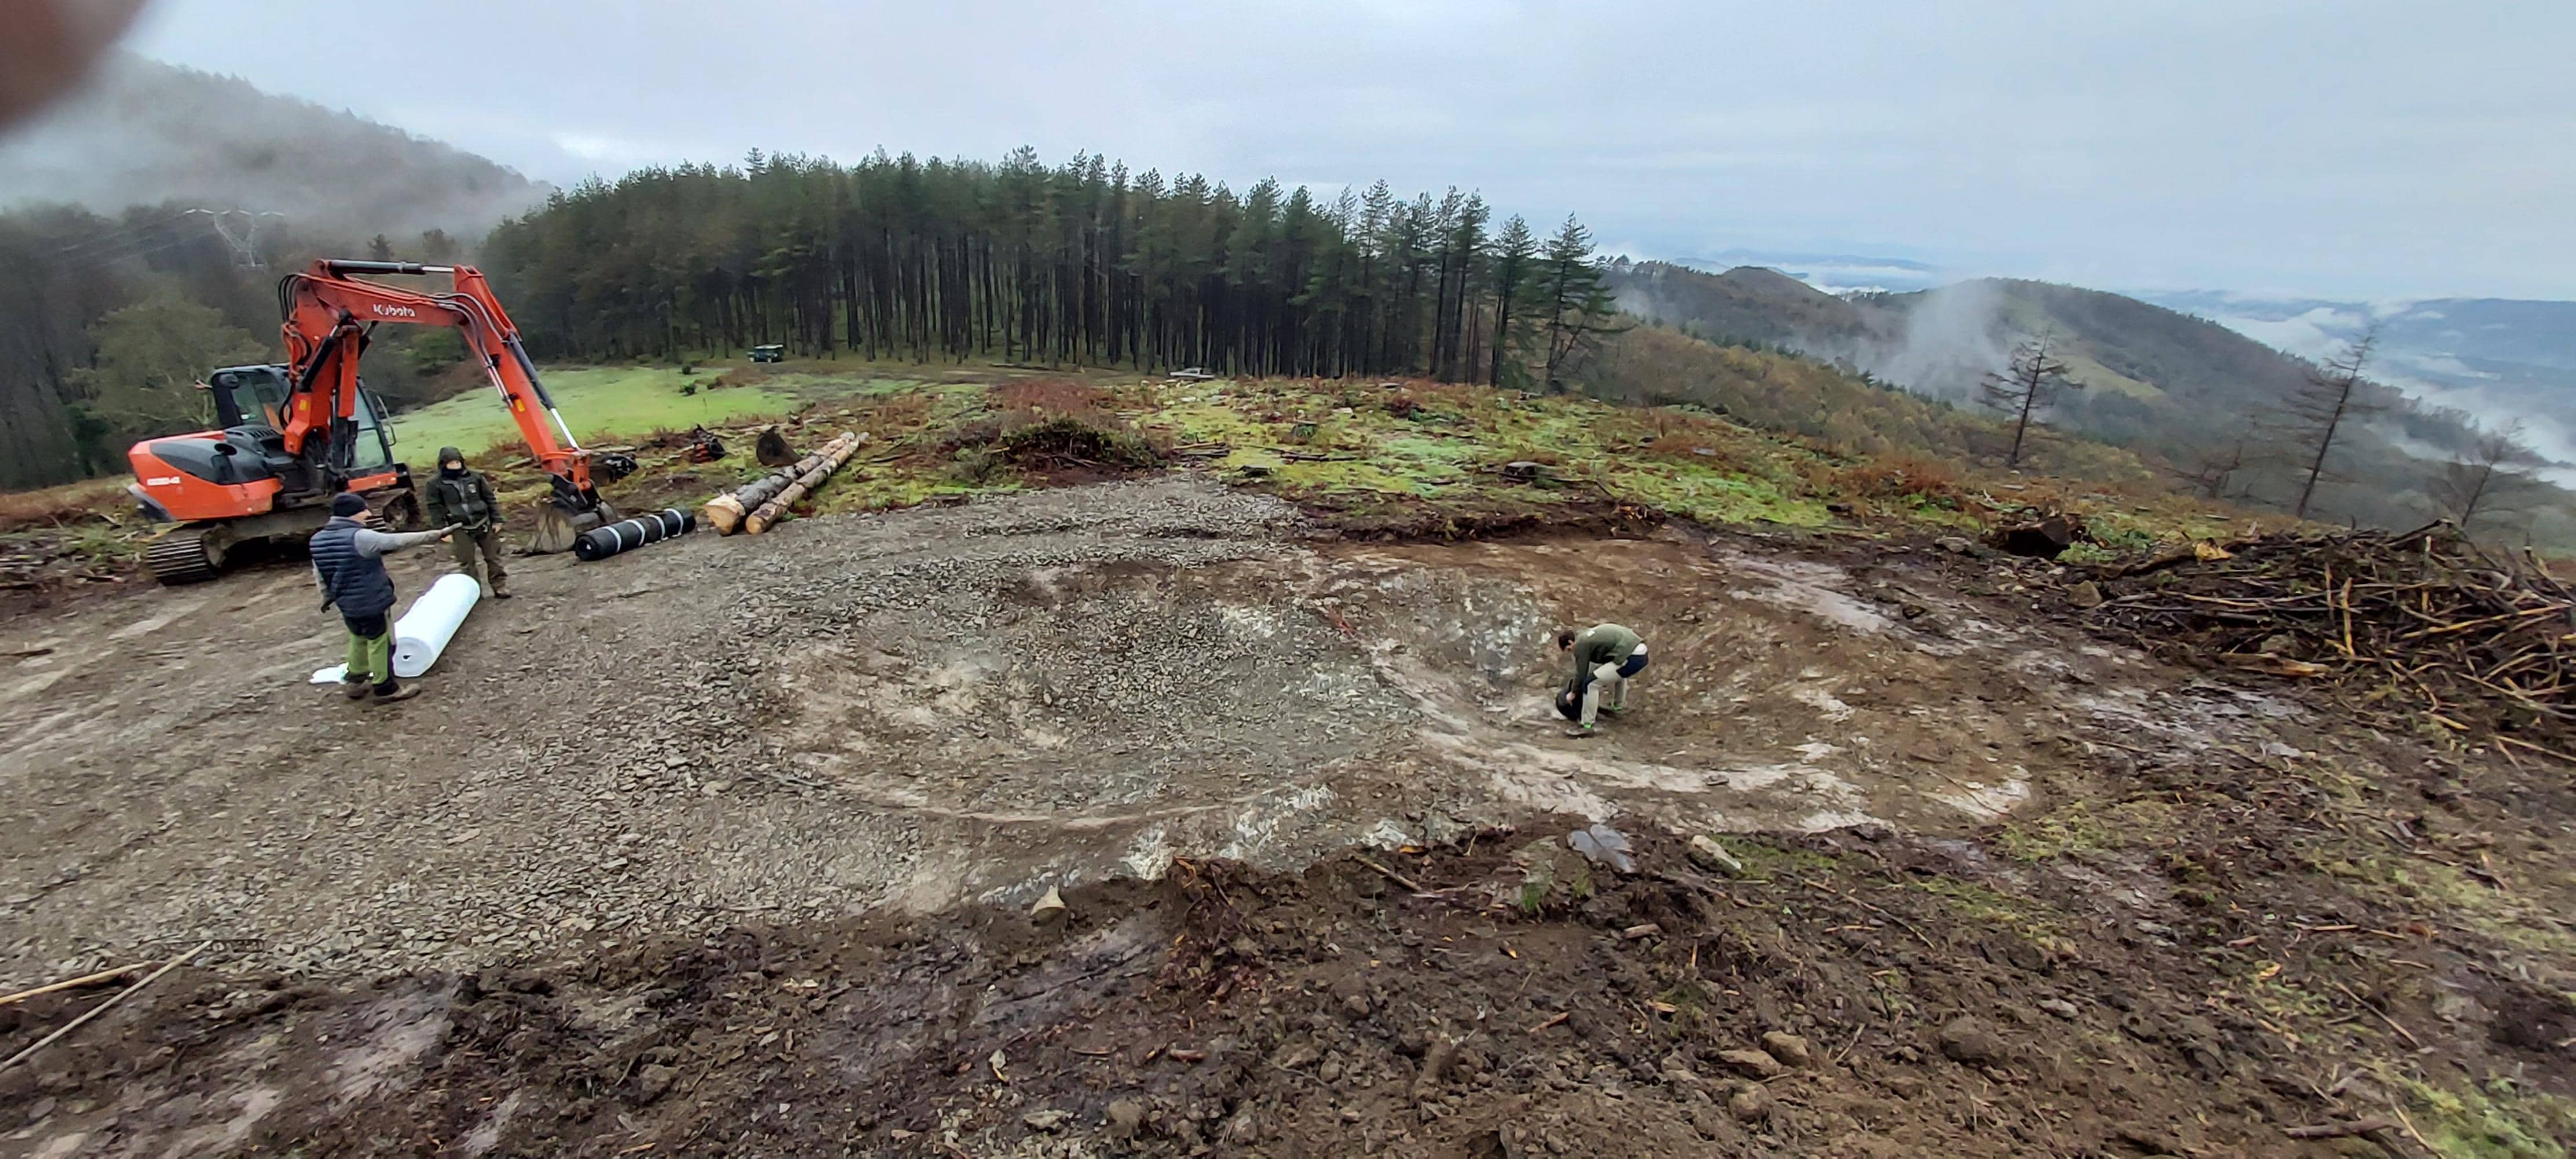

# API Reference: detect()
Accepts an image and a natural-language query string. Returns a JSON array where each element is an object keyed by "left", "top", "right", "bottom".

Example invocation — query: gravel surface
[{"left": 1, "top": 475, "right": 2242, "bottom": 986}]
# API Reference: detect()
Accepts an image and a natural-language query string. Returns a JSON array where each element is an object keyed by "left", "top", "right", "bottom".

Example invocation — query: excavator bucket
[{"left": 528, "top": 499, "right": 616, "bottom": 555}]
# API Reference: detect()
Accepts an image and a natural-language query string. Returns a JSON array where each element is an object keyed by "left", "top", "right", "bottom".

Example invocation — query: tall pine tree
[
  {"left": 476, "top": 147, "right": 1612, "bottom": 387},
  {"left": 1536, "top": 214, "right": 1620, "bottom": 389}
]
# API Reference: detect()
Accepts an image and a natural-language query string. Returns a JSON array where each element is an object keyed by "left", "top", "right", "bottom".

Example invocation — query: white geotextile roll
[{"left": 390, "top": 572, "right": 482, "bottom": 678}]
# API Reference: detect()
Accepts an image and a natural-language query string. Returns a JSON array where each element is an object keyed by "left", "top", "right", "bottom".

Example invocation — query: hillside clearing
[
  {"left": 0, "top": 362, "right": 2294, "bottom": 602},
  {"left": 2, "top": 475, "right": 2569, "bottom": 1157}
]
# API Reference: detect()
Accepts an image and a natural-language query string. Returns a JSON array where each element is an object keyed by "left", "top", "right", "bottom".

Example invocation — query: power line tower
[{"left": 184, "top": 208, "right": 286, "bottom": 268}]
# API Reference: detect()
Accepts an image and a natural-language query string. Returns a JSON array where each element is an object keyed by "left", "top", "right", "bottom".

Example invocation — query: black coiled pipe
[{"left": 573, "top": 508, "right": 695, "bottom": 562}]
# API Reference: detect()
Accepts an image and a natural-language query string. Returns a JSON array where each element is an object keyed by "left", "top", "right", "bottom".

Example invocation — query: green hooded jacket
[
  {"left": 1562, "top": 623, "right": 1642, "bottom": 695},
  {"left": 424, "top": 446, "right": 499, "bottom": 531}
]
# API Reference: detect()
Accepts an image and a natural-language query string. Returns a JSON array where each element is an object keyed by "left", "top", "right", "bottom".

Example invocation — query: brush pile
[{"left": 2085, "top": 522, "right": 2575, "bottom": 757}]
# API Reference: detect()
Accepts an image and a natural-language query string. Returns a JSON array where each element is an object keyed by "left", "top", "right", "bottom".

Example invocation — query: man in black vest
[
  {"left": 425, "top": 446, "right": 511, "bottom": 598},
  {"left": 312, "top": 492, "right": 453, "bottom": 703}
]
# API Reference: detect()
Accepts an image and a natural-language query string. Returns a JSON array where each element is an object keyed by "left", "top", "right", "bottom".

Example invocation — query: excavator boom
[{"left": 277, "top": 259, "right": 598, "bottom": 495}]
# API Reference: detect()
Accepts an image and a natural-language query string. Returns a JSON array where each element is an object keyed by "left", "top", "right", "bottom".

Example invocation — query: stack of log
[{"left": 700, "top": 431, "right": 864, "bottom": 535}]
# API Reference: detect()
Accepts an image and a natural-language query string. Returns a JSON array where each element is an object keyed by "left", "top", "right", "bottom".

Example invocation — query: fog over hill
[
  {"left": 0, "top": 53, "right": 547, "bottom": 239},
  {"left": 1637, "top": 256, "right": 2576, "bottom": 484},
  {"left": 1609, "top": 260, "right": 2575, "bottom": 542},
  {"left": 2137, "top": 291, "right": 2576, "bottom": 477}
]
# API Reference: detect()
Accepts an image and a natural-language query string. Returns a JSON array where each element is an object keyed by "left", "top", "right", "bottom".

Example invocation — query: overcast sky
[{"left": 117, "top": 0, "right": 2576, "bottom": 301}]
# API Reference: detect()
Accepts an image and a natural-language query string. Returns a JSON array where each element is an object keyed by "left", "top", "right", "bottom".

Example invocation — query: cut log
[
  {"left": 700, "top": 493, "right": 748, "bottom": 536},
  {"left": 745, "top": 432, "right": 865, "bottom": 534},
  {"left": 701, "top": 431, "right": 860, "bottom": 534}
]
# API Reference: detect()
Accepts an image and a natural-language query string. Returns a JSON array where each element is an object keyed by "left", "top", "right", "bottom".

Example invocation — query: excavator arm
[
  {"left": 276, "top": 258, "right": 602, "bottom": 496},
  {"left": 269, "top": 258, "right": 630, "bottom": 550}
]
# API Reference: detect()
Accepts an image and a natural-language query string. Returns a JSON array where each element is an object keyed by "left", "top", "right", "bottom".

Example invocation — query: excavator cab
[
  {"left": 129, "top": 365, "right": 419, "bottom": 583},
  {"left": 204, "top": 365, "right": 399, "bottom": 475}
]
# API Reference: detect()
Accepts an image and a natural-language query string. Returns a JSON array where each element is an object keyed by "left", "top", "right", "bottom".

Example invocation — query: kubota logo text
[{"left": 371, "top": 304, "right": 418, "bottom": 318}]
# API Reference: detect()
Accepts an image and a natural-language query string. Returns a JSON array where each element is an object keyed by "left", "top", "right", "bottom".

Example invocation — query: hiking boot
[
  {"left": 371, "top": 684, "right": 422, "bottom": 704},
  {"left": 491, "top": 577, "right": 512, "bottom": 599},
  {"left": 341, "top": 677, "right": 372, "bottom": 701}
]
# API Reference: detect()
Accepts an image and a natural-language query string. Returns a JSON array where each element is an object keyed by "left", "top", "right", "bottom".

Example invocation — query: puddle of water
[
  {"left": 1716, "top": 550, "right": 1893, "bottom": 635},
  {"left": 1931, "top": 777, "right": 2031, "bottom": 820}
]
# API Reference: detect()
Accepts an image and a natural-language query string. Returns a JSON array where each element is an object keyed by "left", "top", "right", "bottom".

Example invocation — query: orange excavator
[{"left": 126, "top": 259, "right": 634, "bottom": 583}]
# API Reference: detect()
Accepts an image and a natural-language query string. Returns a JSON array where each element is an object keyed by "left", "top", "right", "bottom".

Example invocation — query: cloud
[
  {"left": 550, "top": 133, "right": 668, "bottom": 165},
  {"left": 2212, "top": 311, "right": 2362, "bottom": 362},
  {"left": 88, "top": 0, "right": 2576, "bottom": 300}
]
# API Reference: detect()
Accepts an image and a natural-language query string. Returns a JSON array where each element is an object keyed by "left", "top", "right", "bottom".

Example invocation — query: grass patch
[
  {"left": 2389, "top": 1071, "right": 2576, "bottom": 1159},
  {"left": 390, "top": 366, "right": 801, "bottom": 459},
  {"left": 2322, "top": 852, "right": 2576, "bottom": 957},
  {"left": 1696, "top": 834, "right": 1845, "bottom": 879},
  {"left": 1996, "top": 799, "right": 2176, "bottom": 863},
  {"left": 5, "top": 353, "right": 2288, "bottom": 578},
  {"left": 1909, "top": 876, "right": 2076, "bottom": 956},
  {"left": 1113, "top": 376, "right": 1861, "bottom": 530}
]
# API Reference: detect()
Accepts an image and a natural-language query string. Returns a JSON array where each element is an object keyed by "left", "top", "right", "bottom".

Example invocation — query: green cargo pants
[
  {"left": 450, "top": 526, "right": 508, "bottom": 585},
  {"left": 342, "top": 612, "right": 394, "bottom": 693}
]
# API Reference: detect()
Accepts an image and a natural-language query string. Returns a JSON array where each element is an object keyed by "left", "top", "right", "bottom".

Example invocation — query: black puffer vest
[{"left": 310, "top": 516, "right": 397, "bottom": 617}]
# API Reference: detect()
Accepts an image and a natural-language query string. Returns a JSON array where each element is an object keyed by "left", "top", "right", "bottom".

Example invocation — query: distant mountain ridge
[
  {"left": 1612, "top": 261, "right": 2326, "bottom": 416},
  {"left": 1664, "top": 250, "right": 1949, "bottom": 294},
  {"left": 2136, "top": 291, "right": 2576, "bottom": 472},
  {"left": 1606, "top": 259, "right": 2574, "bottom": 538},
  {"left": 0, "top": 53, "right": 547, "bottom": 238}
]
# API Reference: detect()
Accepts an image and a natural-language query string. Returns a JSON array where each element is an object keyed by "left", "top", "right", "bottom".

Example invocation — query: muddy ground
[{"left": 2, "top": 475, "right": 2571, "bottom": 1156}]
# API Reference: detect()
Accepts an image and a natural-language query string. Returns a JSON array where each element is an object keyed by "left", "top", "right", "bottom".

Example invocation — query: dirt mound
[
  {"left": 1, "top": 819, "right": 2390, "bottom": 1158},
  {"left": 997, "top": 415, "right": 1163, "bottom": 470}
]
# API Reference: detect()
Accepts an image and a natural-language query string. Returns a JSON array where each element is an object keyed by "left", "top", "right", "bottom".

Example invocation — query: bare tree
[
  {"left": 1979, "top": 333, "right": 2078, "bottom": 469},
  {"left": 2171, "top": 436, "right": 2250, "bottom": 500},
  {"left": 2431, "top": 419, "right": 2544, "bottom": 531},
  {"left": 2283, "top": 329, "right": 2379, "bottom": 519}
]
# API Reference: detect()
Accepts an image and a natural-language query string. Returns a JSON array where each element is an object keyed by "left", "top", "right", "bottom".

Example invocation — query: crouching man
[
  {"left": 1554, "top": 622, "right": 1647, "bottom": 735},
  {"left": 312, "top": 492, "right": 453, "bottom": 704}
]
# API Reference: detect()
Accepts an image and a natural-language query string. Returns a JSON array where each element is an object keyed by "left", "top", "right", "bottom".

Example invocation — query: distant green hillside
[{"left": 1606, "top": 260, "right": 2574, "bottom": 548}]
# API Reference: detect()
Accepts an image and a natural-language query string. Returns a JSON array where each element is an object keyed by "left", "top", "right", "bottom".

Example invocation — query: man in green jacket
[
  {"left": 1555, "top": 622, "right": 1647, "bottom": 734},
  {"left": 424, "top": 446, "right": 511, "bottom": 599}
]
